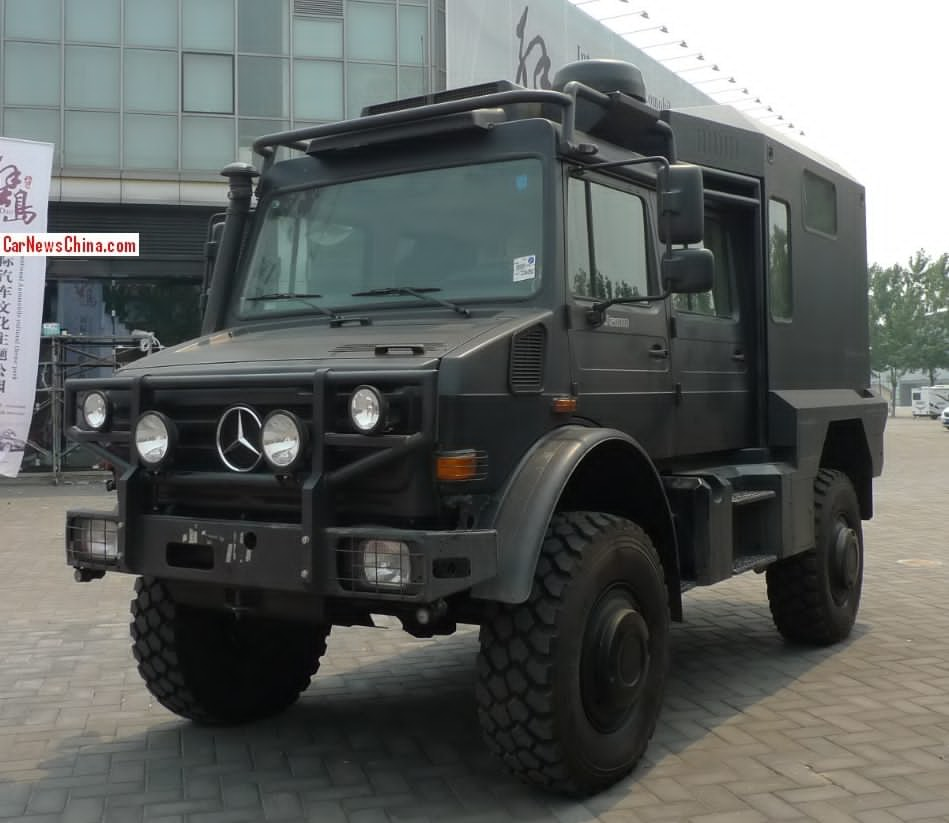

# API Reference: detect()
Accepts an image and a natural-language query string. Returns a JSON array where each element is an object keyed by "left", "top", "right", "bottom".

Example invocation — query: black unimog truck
[{"left": 65, "top": 60, "right": 886, "bottom": 795}]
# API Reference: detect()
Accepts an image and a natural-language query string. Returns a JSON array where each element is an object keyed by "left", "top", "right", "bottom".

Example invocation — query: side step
[
  {"left": 732, "top": 490, "right": 776, "bottom": 506},
  {"left": 732, "top": 553, "right": 777, "bottom": 575}
]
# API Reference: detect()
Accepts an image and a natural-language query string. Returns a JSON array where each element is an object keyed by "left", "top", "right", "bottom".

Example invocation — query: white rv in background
[{"left": 912, "top": 385, "right": 949, "bottom": 418}]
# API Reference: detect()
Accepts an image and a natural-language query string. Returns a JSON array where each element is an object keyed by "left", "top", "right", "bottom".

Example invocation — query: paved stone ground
[{"left": 1, "top": 413, "right": 948, "bottom": 822}]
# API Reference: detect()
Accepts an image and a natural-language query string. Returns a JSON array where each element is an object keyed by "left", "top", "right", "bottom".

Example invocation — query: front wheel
[
  {"left": 766, "top": 469, "right": 863, "bottom": 645},
  {"left": 131, "top": 577, "right": 330, "bottom": 724},
  {"left": 476, "top": 512, "right": 669, "bottom": 796}
]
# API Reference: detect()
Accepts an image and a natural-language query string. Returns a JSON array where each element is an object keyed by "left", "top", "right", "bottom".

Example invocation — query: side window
[
  {"left": 768, "top": 198, "right": 792, "bottom": 320},
  {"left": 566, "top": 177, "right": 591, "bottom": 296},
  {"left": 567, "top": 177, "right": 650, "bottom": 300},
  {"left": 673, "top": 213, "right": 734, "bottom": 318},
  {"left": 803, "top": 170, "right": 837, "bottom": 236}
]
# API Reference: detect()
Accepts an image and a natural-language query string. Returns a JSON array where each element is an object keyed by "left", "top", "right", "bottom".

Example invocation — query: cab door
[
  {"left": 670, "top": 198, "right": 759, "bottom": 455},
  {"left": 566, "top": 174, "right": 676, "bottom": 459}
]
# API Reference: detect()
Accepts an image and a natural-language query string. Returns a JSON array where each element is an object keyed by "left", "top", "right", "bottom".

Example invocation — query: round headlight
[
  {"left": 82, "top": 391, "right": 109, "bottom": 430},
  {"left": 350, "top": 386, "right": 385, "bottom": 433},
  {"left": 134, "top": 412, "right": 172, "bottom": 466},
  {"left": 262, "top": 411, "right": 304, "bottom": 470}
]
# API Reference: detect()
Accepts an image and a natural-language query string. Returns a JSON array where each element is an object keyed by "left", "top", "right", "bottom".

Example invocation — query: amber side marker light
[
  {"left": 436, "top": 450, "right": 480, "bottom": 482},
  {"left": 552, "top": 396, "right": 578, "bottom": 413}
]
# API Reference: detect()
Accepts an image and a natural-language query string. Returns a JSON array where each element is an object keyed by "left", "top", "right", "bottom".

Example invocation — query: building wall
[
  {"left": 0, "top": 0, "right": 441, "bottom": 207},
  {"left": 445, "top": 0, "right": 717, "bottom": 109}
]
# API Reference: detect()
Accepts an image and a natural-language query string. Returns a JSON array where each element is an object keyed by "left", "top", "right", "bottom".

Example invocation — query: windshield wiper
[
  {"left": 350, "top": 286, "right": 471, "bottom": 318},
  {"left": 244, "top": 292, "right": 341, "bottom": 320}
]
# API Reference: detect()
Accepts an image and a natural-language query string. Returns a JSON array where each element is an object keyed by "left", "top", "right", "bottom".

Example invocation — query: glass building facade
[{"left": 1, "top": 0, "right": 445, "bottom": 176}]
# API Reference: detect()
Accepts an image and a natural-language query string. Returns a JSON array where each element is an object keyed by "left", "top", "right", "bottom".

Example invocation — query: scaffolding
[{"left": 27, "top": 334, "right": 158, "bottom": 482}]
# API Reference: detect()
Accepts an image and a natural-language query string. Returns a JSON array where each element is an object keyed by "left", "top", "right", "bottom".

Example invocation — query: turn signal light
[
  {"left": 436, "top": 450, "right": 482, "bottom": 482},
  {"left": 552, "top": 396, "right": 578, "bottom": 413}
]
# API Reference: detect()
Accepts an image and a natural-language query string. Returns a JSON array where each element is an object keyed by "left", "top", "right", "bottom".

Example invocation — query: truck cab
[{"left": 64, "top": 59, "right": 885, "bottom": 796}]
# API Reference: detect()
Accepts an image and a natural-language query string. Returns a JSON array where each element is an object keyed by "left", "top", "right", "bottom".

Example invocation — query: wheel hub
[
  {"left": 581, "top": 590, "right": 650, "bottom": 732},
  {"left": 831, "top": 519, "right": 859, "bottom": 594}
]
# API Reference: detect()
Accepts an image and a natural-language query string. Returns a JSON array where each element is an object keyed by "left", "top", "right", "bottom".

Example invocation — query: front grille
[{"left": 151, "top": 387, "right": 313, "bottom": 473}]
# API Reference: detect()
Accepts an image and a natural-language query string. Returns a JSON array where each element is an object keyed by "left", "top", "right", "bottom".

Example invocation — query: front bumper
[{"left": 66, "top": 509, "right": 498, "bottom": 602}]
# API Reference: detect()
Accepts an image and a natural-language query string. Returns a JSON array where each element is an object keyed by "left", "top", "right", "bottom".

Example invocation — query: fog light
[
  {"left": 350, "top": 385, "right": 385, "bottom": 433},
  {"left": 262, "top": 410, "right": 305, "bottom": 470},
  {"left": 134, "top": 411, "right": 174, "bottom": 467},
  {"left": 81, "top": 391, "right": 109, "bottom": 430},
  {"left": 69, "top": 517, "right": 119, "bottom": 563},
  {"left": 359, "top": 539, "right": 411, "bottom": 587}
]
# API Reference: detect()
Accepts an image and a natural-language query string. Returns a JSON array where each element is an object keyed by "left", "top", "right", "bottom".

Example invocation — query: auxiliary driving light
[
  {"left": 349, "top": 385, "right": 385, "bottom": 433},
  {"left": 262, "top": 410, "right": 305, "bottom": 470},
  {"left": 134, "top": 411, "right": 174, "bottom": 467},
  {"left": 358, "top": 539, "right": 411, "bottom": 588},
  {"left": 68, "top": 516, "right": 119, "bottom": 562},
  {"left": 81, "top": 391, "right": 109, "bottom": 430}
]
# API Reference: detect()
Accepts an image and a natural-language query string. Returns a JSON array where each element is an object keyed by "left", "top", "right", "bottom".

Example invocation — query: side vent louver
[
  {"left": 509, "top": 325, "right": 546, "bottom": 394},
  {"left": 294, "top": 0, "right": 343, "bottom": 17}
]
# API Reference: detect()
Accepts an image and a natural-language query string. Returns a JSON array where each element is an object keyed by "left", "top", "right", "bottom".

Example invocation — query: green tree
[
  {"left": 868, "top": 262, "right": 918, "bottom": 415},
  {"left": 903, "top": 251, "right": 949, "bottom": 385}
]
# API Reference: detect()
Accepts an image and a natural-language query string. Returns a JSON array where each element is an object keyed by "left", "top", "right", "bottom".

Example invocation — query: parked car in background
[{"left": 941, "top": 407, "right": 949, "bottom": 430}]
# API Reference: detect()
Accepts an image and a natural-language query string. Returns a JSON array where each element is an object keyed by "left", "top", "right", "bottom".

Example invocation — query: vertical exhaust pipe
[{"left": 201, "top": 162, "right": 259, "bottom": 335}]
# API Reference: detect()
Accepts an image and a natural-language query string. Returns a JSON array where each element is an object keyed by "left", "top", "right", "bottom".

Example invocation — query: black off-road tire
[
  {"left": 476, "top": 511, "right": 669, "bottom": 796},
  {"left": 131, "top": 577, "right": 330, "bottom": 724},
  {"left": 766, "top": 469, "right": 863, "bottom": 645}
]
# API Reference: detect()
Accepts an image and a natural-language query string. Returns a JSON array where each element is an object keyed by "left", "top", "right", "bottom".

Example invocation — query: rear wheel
[
  {"left": 131, "top": 577, "right": 330, "bottom": 724},
  {"left": 766, "top": 469, "right": 863, "bottom": 645},
  {"left": 476, "top": 512, "right": 669, "bottom": 796}
]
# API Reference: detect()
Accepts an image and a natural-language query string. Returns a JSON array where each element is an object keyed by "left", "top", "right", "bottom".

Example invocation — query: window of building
[
  {"left": 125, "top": 0, "right": 178, "bottom": 49},
  {"left": 65, "top": 46, "right": 120, "bottom": 109},
  {"left": 181, "top": 116, "right": 234, "bottom": 171},
  {"left": 673, "top": 213, "right": 735, "bottom": 318},
  {"left": 3, "top": 109, "right": 61, "bottom": 166},
  {"left": 3, "top": 42, "right": 61, "bottom": 107},
  {"left": 238, "top": 0, "right": 289, "bottom": 54},
  {"left": 4, "top": 0, "right": 61, "bottom": 40},
  {"left": 124, "top": 114, "right": 178, "bottom": 169},
  {"left": 238, "top": 56, "right": 289, "bottom": 118},
  {"left": 346, "top": 63, "right": 397, "bottom": 117},
  {"left": 293, "top": 61, "right": 344, "bottom": 121},
  {"left": 182, "top": 53, "right": 234, "bottom": 114},
  {"left": 769, "top": 198, "right": 792, "bottom": 320},
  {"left": 399, "top": 5, "right": 428, "bottom": 65},
  {"left": 182, "top": 0, "right": 234, "bottom": 51},
  {"left": 568, "top": 177, "right": 651, "bottom": 300},
  {"left": 803, "top": 170, "right": 837, "bottom": 236},
  {"left": 346, "top": 2, "right": 396, "bottom": 62},
  {"left": 239, "top": 119, "right": 288, "bottom": 165},
  {"left": 293, "top": 18, "right": 343, "bottom": 59},
  {"left": 65, "top": 0, "right": 120, "bottom": 44},
  {"left": 64, "top": 111, "right": 120, "bottom": 167},
  {"left": 125, "top": 50, "right": 178, "bottom": 113},
  {"left": 398, "top": 67, "right": 427, "bottom": 99}
]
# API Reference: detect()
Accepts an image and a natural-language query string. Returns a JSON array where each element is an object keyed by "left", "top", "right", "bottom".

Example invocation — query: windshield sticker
[{"left": 513, "top": 254, "right": 536, "bottom": 282}]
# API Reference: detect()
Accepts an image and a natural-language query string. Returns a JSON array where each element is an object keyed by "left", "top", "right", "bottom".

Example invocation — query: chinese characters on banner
[{"left": 0, "top": 137, "right": 54, "bottom": 478}]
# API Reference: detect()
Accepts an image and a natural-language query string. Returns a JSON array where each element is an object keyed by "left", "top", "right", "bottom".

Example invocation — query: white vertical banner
[{"left": 0, "top": 137, "right": 55, "bottom": 478}]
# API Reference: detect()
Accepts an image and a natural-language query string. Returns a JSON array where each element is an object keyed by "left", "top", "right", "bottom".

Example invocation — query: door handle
[
  {"left": 649, "top": 345, "right": 669, "bottom": 359},
  {"left": 731, "top": 351, "right": 746, "bottom": 362}
]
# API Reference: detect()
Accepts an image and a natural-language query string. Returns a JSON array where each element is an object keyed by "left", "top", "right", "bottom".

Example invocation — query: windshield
[{"left": 236, "top": 157, "right": 544, "bottom": 319}]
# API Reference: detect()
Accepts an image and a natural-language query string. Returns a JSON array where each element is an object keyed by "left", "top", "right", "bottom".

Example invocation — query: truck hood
[{"left": 119, "top": 310, "right": 547, "bottom": 375}]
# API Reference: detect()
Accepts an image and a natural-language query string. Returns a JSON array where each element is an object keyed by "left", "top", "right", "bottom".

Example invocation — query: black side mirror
[
  {"left": 658, "top": 164, "right": 705, "bottom": 245},
  {"left": 662, "top": 247, "right": 714, "bottom": 294}
]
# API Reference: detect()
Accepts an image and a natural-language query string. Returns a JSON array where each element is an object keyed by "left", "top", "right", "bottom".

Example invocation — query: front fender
[{"left": 471, "top": 425, "right": 678, "bottom": 608}]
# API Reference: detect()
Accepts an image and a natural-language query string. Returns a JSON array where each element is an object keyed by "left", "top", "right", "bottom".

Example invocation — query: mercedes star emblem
[{"left": 216, "top": 405, "right": 263, "bottom": 472}]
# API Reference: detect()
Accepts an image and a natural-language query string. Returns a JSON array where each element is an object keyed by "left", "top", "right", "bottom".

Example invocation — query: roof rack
[{"left": 251, "top": 73, "right": 675, "bottom": 170}]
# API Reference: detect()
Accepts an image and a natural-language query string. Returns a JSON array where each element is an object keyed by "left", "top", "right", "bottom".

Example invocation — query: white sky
[{"left": 573, "top": 0, "right": 939, "bottom": 268}]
